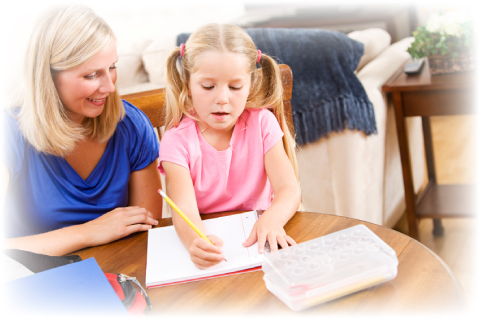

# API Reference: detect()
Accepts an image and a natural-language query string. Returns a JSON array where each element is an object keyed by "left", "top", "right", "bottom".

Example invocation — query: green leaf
[{"left": 409, "top": 15, "right": 473, "bottom": 59}]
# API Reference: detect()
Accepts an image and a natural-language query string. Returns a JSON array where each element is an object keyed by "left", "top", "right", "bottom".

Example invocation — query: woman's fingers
[
  {"left": 112, "top": 206, "right": 158, "bottom": 226},
  {"left": 124, "top": 223, "right": 153, "bottom": 235},
  {"left": 83, "top": 206, "right": 160, "bottom": 247},
  {"left": 119, "top": 206, "right": 155, "bottom": 218},
  {"left": 124, "top": 212, "right": 158, "bottom": 226}
]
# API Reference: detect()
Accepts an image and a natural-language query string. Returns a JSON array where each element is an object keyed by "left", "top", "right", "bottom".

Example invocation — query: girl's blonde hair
[
  {"left": 12, "top": 5, "right": 124, "bottom": 157},
  {"left": 164, "top": 23, "right": 299, "bottom": 182}
]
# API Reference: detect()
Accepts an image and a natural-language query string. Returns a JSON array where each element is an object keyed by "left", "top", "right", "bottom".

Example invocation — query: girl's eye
[
  {"left": 109, "top": 65, "right": 117, "bottom": 71},
  {"left": 202, "top": 85, "right": 214, "bottom": 90},
  {"left": 230, "top": 86, "right": 242, "bottom": 90}
]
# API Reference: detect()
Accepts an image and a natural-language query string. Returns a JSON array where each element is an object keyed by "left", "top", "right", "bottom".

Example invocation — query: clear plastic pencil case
[{"left": 262, "top": 224, "right": 398, "bottom": 311}]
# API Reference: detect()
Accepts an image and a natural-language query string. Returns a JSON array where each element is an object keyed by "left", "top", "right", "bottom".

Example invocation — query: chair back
[{"left": 121, "top": 64, "right": 294, "bottom": 140}]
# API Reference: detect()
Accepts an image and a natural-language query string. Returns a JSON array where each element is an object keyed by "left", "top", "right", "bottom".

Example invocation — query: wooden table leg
[
  {"left": 433, "top": 218, "right": 445, "bottom": 236},
  {"left": 422, "top": 117, "right": 436, "bottom": 183},
  {"left": 393, "top": 92, "right": 419, "bottom": 240},
  {"left": 421, "top": 117, "right": 444, "bottom": 237}
]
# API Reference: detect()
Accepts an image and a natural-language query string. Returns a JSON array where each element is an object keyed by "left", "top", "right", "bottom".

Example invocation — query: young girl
[{"left": 159, "top": 23, "right": 301, "bottom": 269}]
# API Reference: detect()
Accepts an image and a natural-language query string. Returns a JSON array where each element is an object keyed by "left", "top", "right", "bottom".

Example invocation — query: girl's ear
[{"left": 185, "top": 78, "right": 191, "bottom": 97}]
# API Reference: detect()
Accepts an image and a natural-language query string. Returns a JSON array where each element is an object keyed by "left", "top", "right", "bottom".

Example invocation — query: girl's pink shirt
[{"left": 158, "top": 108, "right": 283, "bottom": 213}]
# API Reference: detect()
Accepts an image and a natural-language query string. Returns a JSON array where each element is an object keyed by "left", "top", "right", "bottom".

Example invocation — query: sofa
[{"left": 115, "top": 28, "right": 425, "bottom": 228}]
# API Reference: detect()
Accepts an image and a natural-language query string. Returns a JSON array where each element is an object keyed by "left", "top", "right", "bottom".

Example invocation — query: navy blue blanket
[{"left": 177, "top": 28, "right": 377, "bottom": 145}]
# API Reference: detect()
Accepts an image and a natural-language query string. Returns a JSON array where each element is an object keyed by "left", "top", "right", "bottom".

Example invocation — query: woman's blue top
[{"left": 2, "top": 101, "right": 159, "bottom": 238}]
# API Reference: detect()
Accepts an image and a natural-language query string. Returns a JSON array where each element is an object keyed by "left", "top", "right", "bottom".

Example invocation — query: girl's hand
[
  {"left": 242, "top": 215, "right": 296, "bottom": 253},
  {"left": 188, "top": 234, "right": 225, "bottom": 269},
  {"left": 82, "top": 206, "right": 159, "bottom": 247}
]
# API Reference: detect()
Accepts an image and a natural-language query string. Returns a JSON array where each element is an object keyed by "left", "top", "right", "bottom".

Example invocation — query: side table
[{"left": 382, "top": 59, "right": 476, "bottom": 240}]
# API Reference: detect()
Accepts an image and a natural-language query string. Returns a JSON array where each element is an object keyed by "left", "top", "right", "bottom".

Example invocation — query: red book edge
[{"left": 147, "top": 266, "right": 262, "bottom": 289}]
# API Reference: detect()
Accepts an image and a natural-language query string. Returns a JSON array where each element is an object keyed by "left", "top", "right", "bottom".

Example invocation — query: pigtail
[
  {"left": 254, "top": 54, "right": 300, "bottom": 189},
  {"left": 248, "top": 54, "right": 282, "bottom": 110},
  {"left": 164, "top": 47, "right": 190, "bottom": 130}
]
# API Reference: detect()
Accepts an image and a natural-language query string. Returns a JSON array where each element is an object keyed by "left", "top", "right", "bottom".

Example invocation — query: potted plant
[{"left": 407, "top": 11, "right": 474, "bottom": 74}]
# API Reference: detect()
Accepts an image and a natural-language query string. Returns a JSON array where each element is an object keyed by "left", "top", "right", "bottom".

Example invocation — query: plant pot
[{"left": 428, "top": 51, "right": 475, "bottom": 75}]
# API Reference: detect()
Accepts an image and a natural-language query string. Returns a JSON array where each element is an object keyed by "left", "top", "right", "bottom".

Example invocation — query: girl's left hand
[{"left": 242, "top": 215, "right": 296, "bottom": 253}]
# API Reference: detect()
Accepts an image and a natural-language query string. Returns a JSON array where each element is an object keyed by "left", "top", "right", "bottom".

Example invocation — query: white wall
[{"left": 1, "top": 0, "right": 472, "bottom": 102}]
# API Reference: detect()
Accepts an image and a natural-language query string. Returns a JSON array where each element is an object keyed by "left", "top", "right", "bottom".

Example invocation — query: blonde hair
[
  {"left": 12, "top": 5, "right": 124, "bottom": 157},
  {"left": 165, "top": 23, "right": 299, "bottom": 182}
]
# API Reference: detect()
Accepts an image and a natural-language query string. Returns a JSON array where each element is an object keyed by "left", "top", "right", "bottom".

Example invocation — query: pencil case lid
[{"left": 262, "top": 224, "right": 398, "bottom": 299}]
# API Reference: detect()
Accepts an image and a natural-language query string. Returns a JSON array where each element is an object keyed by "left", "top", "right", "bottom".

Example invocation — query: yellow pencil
[{"left": 157, "top": 189, "right": 226, "bottom": 261}]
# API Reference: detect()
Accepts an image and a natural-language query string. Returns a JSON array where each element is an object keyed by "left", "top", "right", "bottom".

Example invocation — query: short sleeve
[
  {"left": 1, "top": 110, "right": 25, "bottom": 181},
  {"left": 260, "top": 109, "right": 284, "bottom": 154},
  {"left": 158, "top": 129, "right": 190, "bottom": 176},
  {"left": 120, "top": 101, "right": 160, "bottom": 172}
]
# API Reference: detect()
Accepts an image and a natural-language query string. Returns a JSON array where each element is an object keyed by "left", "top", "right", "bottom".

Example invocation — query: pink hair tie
[
  {"left": 180, "top": 43, "right": 185, "bottom": 58},
  {"left": 256, "top": 50, "right": 262, "bottom": 63}
]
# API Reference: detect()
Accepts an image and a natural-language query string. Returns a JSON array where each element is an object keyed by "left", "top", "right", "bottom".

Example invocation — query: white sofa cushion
[
  {"left": 141, "top": 34, "right": 178, "bottom": 87},
  {"left": 348, "top": 28, "right": 391, "bottom": 72},
  {"left": 116, "top": 39, "right": 153, "bottom": 89},
  {"left": 357, "top": 37, "right": 413, "bottom": 84}
]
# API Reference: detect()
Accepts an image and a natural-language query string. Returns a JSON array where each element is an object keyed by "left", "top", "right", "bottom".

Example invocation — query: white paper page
[{"left": 146, "top": 211, "right": 263, "bottom": 287}]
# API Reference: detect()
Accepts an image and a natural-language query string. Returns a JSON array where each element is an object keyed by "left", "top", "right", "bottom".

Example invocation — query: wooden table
[
  {"left": 73, "top": 211, "right": 463, "bottom": 315},
  {"left": 382, "top": 60, "right": 476, "bottom": 240}
]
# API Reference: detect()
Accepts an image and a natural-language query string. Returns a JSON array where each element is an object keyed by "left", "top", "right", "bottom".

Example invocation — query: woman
[{"left": 1, "top": 5, "right": 162, "bottom": 256}]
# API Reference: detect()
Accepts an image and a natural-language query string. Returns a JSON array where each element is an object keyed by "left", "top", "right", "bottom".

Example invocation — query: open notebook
[{"left": 146, "top": 211, "right": 263, "bottom": 288}]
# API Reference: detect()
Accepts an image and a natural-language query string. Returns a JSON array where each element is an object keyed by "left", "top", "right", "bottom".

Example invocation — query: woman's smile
[{"left": 86, "top": 97, "right": 107, "bottom": 106}]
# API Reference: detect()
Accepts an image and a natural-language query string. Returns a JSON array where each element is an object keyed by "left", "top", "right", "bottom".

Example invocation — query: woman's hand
[
  {"left": 242, "top": 215, "right": 296, "bottom": 253},
  {"left": 81, "top": 206, "right": 159, "bottom": 247},
  {"left": 4, "top": 206, "right": 159, "bottom": 256},
  {"left": 188, "top": 234, "right": 225, "bottom": 269}
]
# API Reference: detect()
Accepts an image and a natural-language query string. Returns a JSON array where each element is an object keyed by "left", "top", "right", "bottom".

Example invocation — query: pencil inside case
[{"left": 262, "top": 224, "right": 398, "bottom": 311}]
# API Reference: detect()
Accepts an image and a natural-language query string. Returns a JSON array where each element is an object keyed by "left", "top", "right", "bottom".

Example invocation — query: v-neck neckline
[
  {"left": 59, "top": 135, "right": 114, "bottom": 186},
  {"left": 195, "top": 112, "right": 247, "bottom": 154}
]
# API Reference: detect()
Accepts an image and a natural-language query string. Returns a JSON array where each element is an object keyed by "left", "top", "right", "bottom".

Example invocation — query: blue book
[{"left": 5, "top": 257, "right": 127, "bottom": 316}]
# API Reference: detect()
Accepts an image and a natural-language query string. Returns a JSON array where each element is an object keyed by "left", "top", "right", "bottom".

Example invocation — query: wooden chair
[{"left": 121, "top": 64, "right": 294, "bottom": 140}]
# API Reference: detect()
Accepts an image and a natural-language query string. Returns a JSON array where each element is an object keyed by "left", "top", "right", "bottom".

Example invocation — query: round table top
[{"left": 74, "top": 211, "right": 463, "bottom": 315}]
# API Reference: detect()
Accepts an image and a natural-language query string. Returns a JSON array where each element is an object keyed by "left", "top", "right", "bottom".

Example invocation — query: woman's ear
[{"left": 51, "top": 69, "right": 60, "bottom": 88}]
